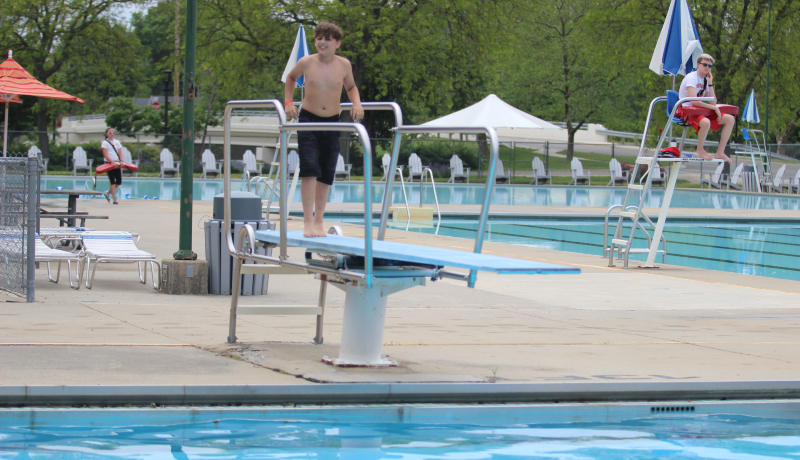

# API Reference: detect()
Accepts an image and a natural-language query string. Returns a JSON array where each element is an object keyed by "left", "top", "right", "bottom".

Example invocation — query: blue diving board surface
[{"left": 254, "top": 230, "right": 580, "bottom": 275}]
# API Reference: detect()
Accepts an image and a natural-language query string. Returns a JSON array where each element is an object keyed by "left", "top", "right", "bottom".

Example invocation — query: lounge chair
[
  {"left": 28, "top": 145, "right": 48, "bottom": 174},
  {"left": 764, "top": 164, "right": 787, "bottom": 193},
  {"left": 700, "top": 163, "right": 726, "bottom": 189},
  {"left": 608, "top": 158, "right": 628, "bottom": 186},
  {"left": 201, "top": 149, "right": 222, "bottom": 179},
  {"left": 448, "top": 154, "right": 470, "bottom": 183},
  {"left": 120, "top": 146, "right": 139, "bottom": 177},
  {"left": 407, "top": 153, "right": 423, "bottom": 182},
  {"left": 569, "top": 157, "right": 591, "bottom": 185},
  {"left": 530, "top": 157, "right": 552, "bottom": 185},
  {"left": 72, "top": 146, "right": 93, "bottom": 176},
  {"left": 787, "top": 169, "right": 800, "bottom": 194},
  {"left": 82, "top": 231, "right": 160, "bottom": 290},
  {"left": 495, "top": 159, "right": 510, "bottom": 184},
  {"left": 725, "top": 163, "right": 745, "bottom": 190},
  {"left": 34, "top": 234, "right": 84, "bottom": 290},
  {"left": 287, "top": 150, "right": 300, "bottom": 176},
  {"left": 380, "top": 153, "right": 404, "bottom": 181},
  {"left": 242, "top": 150, "right": 263, "bottom": 177},
  {"left": 334, "top": 154, "right": 352, "bottom": 181},
  {"left": 159, "top": 148, "right": 180, "bottom": 178}
]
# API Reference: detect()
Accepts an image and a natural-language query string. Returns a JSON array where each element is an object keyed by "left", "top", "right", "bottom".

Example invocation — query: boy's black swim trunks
[{"left": 297, "top": 109, "right": 340, "bottom": 186}]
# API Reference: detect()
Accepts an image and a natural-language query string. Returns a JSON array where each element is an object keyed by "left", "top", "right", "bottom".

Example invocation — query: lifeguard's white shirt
[
  {"left": 101, "top": 139, "right": 122, "bottom": 162},
  {"left": 678, "top": 71, "right": 707, "bottom": 107}
]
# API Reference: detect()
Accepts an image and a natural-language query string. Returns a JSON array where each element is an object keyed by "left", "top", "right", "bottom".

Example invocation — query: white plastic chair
[
  {"left": 72, "top": 146, "right": 93, "bottom": 176},
  {"left": 448, "top": 155, "right": 470, "bottom": 183},
  {"left": 407, "top": 153, "right": 423, "bottom": 182},
  {"left": 569, "top": 158, "right": 591, "bottom": 185},
  {"left": 201, "top": 149, "right": 222, "bottom": 179},
  {"left": 159, "top": 148, "right": 180, "bottom": 178},
  {"left": 82, "top": 232, "right": 160, "bottom": 290},
  {"left": 120, "top": 146, "right": 139, "bottom": 177},
  {"left": 788, "top": 169, "right": 800, "bottom": 194},
  {"left": 242, "top": 150, "right": 263, "bottom": 177},
  {"left": 726, "top": 163, "right": 745, "bottom": 190},
  {"left": 608, "top": 158, "right": 628, "bottom": 186},
  {"left": 380, "top": 154, "right": 404, "bottom": 181},
  {"left": 28, "top": 145, "right": 48, "bottom": 174},
  {"left": 35, "top": 234, "right": 83, "bottom": 290},
  {"left": 287, "top": 150, "right": 300, "bottom": 175},
  {"left": 530, "top": 157, "right": 552, "bottom": 185},
  {"left": 495, "top": 159, "right": 510, "bottom": 184},
  {"left": 701, "top": 163, "right": 726, "bottom": 189},
  {"left": 334, "top": 154, "right": 352, "bottom": 181},
  {"left": 765, "top": 164, "right": 787, "bottom": 193}
]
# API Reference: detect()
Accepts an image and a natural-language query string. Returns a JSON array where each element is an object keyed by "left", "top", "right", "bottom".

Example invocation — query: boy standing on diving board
[{"left": 284, "top": 21, "right": 364, "bottom": 237}]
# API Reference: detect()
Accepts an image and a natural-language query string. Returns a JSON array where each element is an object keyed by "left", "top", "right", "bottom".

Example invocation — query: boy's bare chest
[{"left": 304, "top": 62, "right": 346, "bottom": 90}]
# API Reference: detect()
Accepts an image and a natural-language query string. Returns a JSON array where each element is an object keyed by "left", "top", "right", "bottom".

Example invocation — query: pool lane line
[{"left": 0, "top": 343, "right": 194, "bottom": 347}]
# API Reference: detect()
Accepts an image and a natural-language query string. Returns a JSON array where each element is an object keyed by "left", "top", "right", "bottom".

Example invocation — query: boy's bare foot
[
  {"left": 695, "top": 148, "right": 713, "bottom": 160},
  {"left": 714, "top": 152, "right": 732, "bottom": 164}
]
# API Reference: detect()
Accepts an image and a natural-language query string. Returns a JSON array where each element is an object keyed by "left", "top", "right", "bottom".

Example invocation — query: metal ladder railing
[{"left": 606, "top": 95, "right": 712, "bottom": 268}]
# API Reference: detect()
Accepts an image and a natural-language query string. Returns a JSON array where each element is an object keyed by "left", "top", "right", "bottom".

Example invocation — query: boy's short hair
[
  {"left": 315, "top": 21, "right": 343, "bottom": 41},
  {"left": 697, "top": 53, "right": 715, "bottom": 65}
]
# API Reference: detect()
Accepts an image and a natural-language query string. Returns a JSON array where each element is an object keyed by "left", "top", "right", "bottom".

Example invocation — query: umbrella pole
[
  {"left": 3, "top": 101, "right": 8, "bottom": 157},
  {"left": 668, "top": 75, "right": 676, "bottom": 146}
]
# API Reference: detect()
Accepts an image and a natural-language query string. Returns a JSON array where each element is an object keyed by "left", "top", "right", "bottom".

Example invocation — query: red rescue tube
[{"left": 95, "top": 162, "right": 139, "bottom": 175}]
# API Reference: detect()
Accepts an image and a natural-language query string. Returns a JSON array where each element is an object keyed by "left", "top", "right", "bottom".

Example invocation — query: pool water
[
  {"left": 40, "top": 178, "right": 800, "bottom": 210},
  {"left": 2, "top": 405, "right": 800, "bottom": 459},
  {"left": 332, "top": 216, "right": 800, "bottom": 282}
]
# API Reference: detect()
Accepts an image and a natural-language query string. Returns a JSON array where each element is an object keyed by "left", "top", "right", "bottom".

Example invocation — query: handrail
[
  {"left": 395, "top": 168, "right": 411, "bottom": 227},
  {"left": 392, "top": 125, "right": 500, "bottom": 288},
  {"left": 420, "top": 167, "right": 441, "bottom": 224},
  {"left": 241, "top": 170, "right": 250, "bottom": 191}
]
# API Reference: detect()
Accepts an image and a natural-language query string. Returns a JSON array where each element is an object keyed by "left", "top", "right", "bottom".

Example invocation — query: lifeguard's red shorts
[{"left": 675, "top": 106, "right": 723, "bottom": 132}]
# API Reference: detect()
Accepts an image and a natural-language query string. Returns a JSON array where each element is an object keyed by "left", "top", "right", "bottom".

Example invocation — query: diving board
[{"left": 255, "top": 230, "right": 579, "bottom": 275}]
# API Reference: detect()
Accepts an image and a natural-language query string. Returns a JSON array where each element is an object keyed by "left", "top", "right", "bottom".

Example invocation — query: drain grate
[{"left": 651, "top": 406, "right": 695, "bottom": 413}]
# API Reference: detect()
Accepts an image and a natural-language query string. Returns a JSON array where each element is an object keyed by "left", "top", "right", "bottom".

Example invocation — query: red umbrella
[{"left": 0, "top": 50, "right": 84, "bottom": 156}]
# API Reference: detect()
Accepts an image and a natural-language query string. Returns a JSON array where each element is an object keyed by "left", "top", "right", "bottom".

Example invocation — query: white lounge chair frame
[
  {"left": 448, "top": 155, "right": 470, "bottom": 183},
  {"left": 201, "top": 149, "right": 222, "bottom": 179},
  {"left": 569, "top": 157, "right": 591, "bottom": 185},
  {"left": 72, "top": 146, "right": 93, "bottom": 176},
  {"left": 334, "top": 154, "right": 352, "bottom": 181},
  {"left": 82, "top": 232, "right": 160, "bottom": 289},
  {"left": 35, "top": 234, "right": 84, "bottom": 290},
  {"left": 407, "top": 153, "right": 423, "bottom": 182},
  {"left": 608, "top": 158, "right": 628, "bottom": 186},
  {"left": 159, "top": 148, "right": 180, "bottom": 178},
  {"left": 700, "top": 162, "right": 726, "bottom": 189},
  {"left": 531, "top": 157, "right": 552, "bottom": 185},
  {"left": 495, "top": 159, "right": 510, "bottom": 184},
  {"left": 380, "top": 153, "right": 404, "bottom": 181}
]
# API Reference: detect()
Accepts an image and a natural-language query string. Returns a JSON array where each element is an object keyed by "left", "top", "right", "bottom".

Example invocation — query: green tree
[{"left": 0, "top": 0, "right": 146, "bottom": 157}]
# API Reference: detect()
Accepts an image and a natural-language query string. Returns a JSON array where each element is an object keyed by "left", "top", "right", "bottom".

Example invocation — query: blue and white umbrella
[
  {"left": 742, "top": 89, "right": 760, "bottom": 123},
  {"left": 649, "top": 0, "right": 704, "bottom": 77},
  {"left": 281, "top": 25, "right": 311, "bottom": 88}
]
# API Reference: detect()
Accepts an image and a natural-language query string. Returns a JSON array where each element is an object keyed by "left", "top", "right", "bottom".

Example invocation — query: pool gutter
[{"left": 3, "top": 381, "right": 800, "bottom": 407}]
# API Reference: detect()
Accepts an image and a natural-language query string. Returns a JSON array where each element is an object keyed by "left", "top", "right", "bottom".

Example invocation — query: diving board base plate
[{"left": 321, "top": 356, "right": 398, "bottom": 367}]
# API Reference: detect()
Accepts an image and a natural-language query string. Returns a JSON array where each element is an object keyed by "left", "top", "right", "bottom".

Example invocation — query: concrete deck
[{"left": 2, "top": 196, "right": 799, "bottom": 389}]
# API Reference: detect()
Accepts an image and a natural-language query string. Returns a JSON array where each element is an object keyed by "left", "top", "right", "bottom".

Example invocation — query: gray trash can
[
  {"left": 204, "top": 191, "right": 274, "bottom": 295},
  {"left": 741, "top": 165, "right": 759, "bottom": 192}
]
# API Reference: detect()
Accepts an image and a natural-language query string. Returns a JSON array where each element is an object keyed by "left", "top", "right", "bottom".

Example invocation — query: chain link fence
[{"left": 0, "top": 152, "right": 38, "bottom": 301}]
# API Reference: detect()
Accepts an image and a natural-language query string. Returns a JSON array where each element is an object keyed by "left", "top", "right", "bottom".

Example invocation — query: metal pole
[
  {"left": 545, "top": 141, "right": 549, "bottom": 170},
  {"left": 65, "top": 133, "right": 69, "bottom": 171},
  {"left": 765, "top": 0, "right": 772, "bottom": 164},
  {"left": 173, "top": 0, "right": 197, "bottom": 260},
  {"left": 3, "top": 101, "right": 7, "bottom": 156},
  {"left": 26, "top": 157, "right": 36, "bottom": 302},
  {"left": 612, "top": 142, "right": 615, "bottom": 159}
]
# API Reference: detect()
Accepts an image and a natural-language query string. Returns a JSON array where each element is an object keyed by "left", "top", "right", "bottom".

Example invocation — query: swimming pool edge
[{"left": 3, "top": 381, "right": 800, "bottom": 407}]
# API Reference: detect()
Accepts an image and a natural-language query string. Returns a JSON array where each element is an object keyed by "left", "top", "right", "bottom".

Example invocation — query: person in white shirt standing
[
  {"left": 101, "top": 127, "right": 124, "bottom": 204},
  {"left": 676, "top": 53, "right": 735, "bottom": 164}
]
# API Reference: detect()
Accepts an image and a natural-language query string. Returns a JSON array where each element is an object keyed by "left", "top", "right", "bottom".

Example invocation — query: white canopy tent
[{"left": 422, "top": 94, "right": 561, "bottom": 129}]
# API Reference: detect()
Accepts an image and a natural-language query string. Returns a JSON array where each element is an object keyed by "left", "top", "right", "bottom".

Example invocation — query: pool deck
[{"left": 2, "top": 196, "right": 799, "bottom": 396}]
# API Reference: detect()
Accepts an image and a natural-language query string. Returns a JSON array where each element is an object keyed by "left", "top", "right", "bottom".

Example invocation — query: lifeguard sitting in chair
[{"left": 676, "top": 53, "right": 736, "bottom": 164}]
